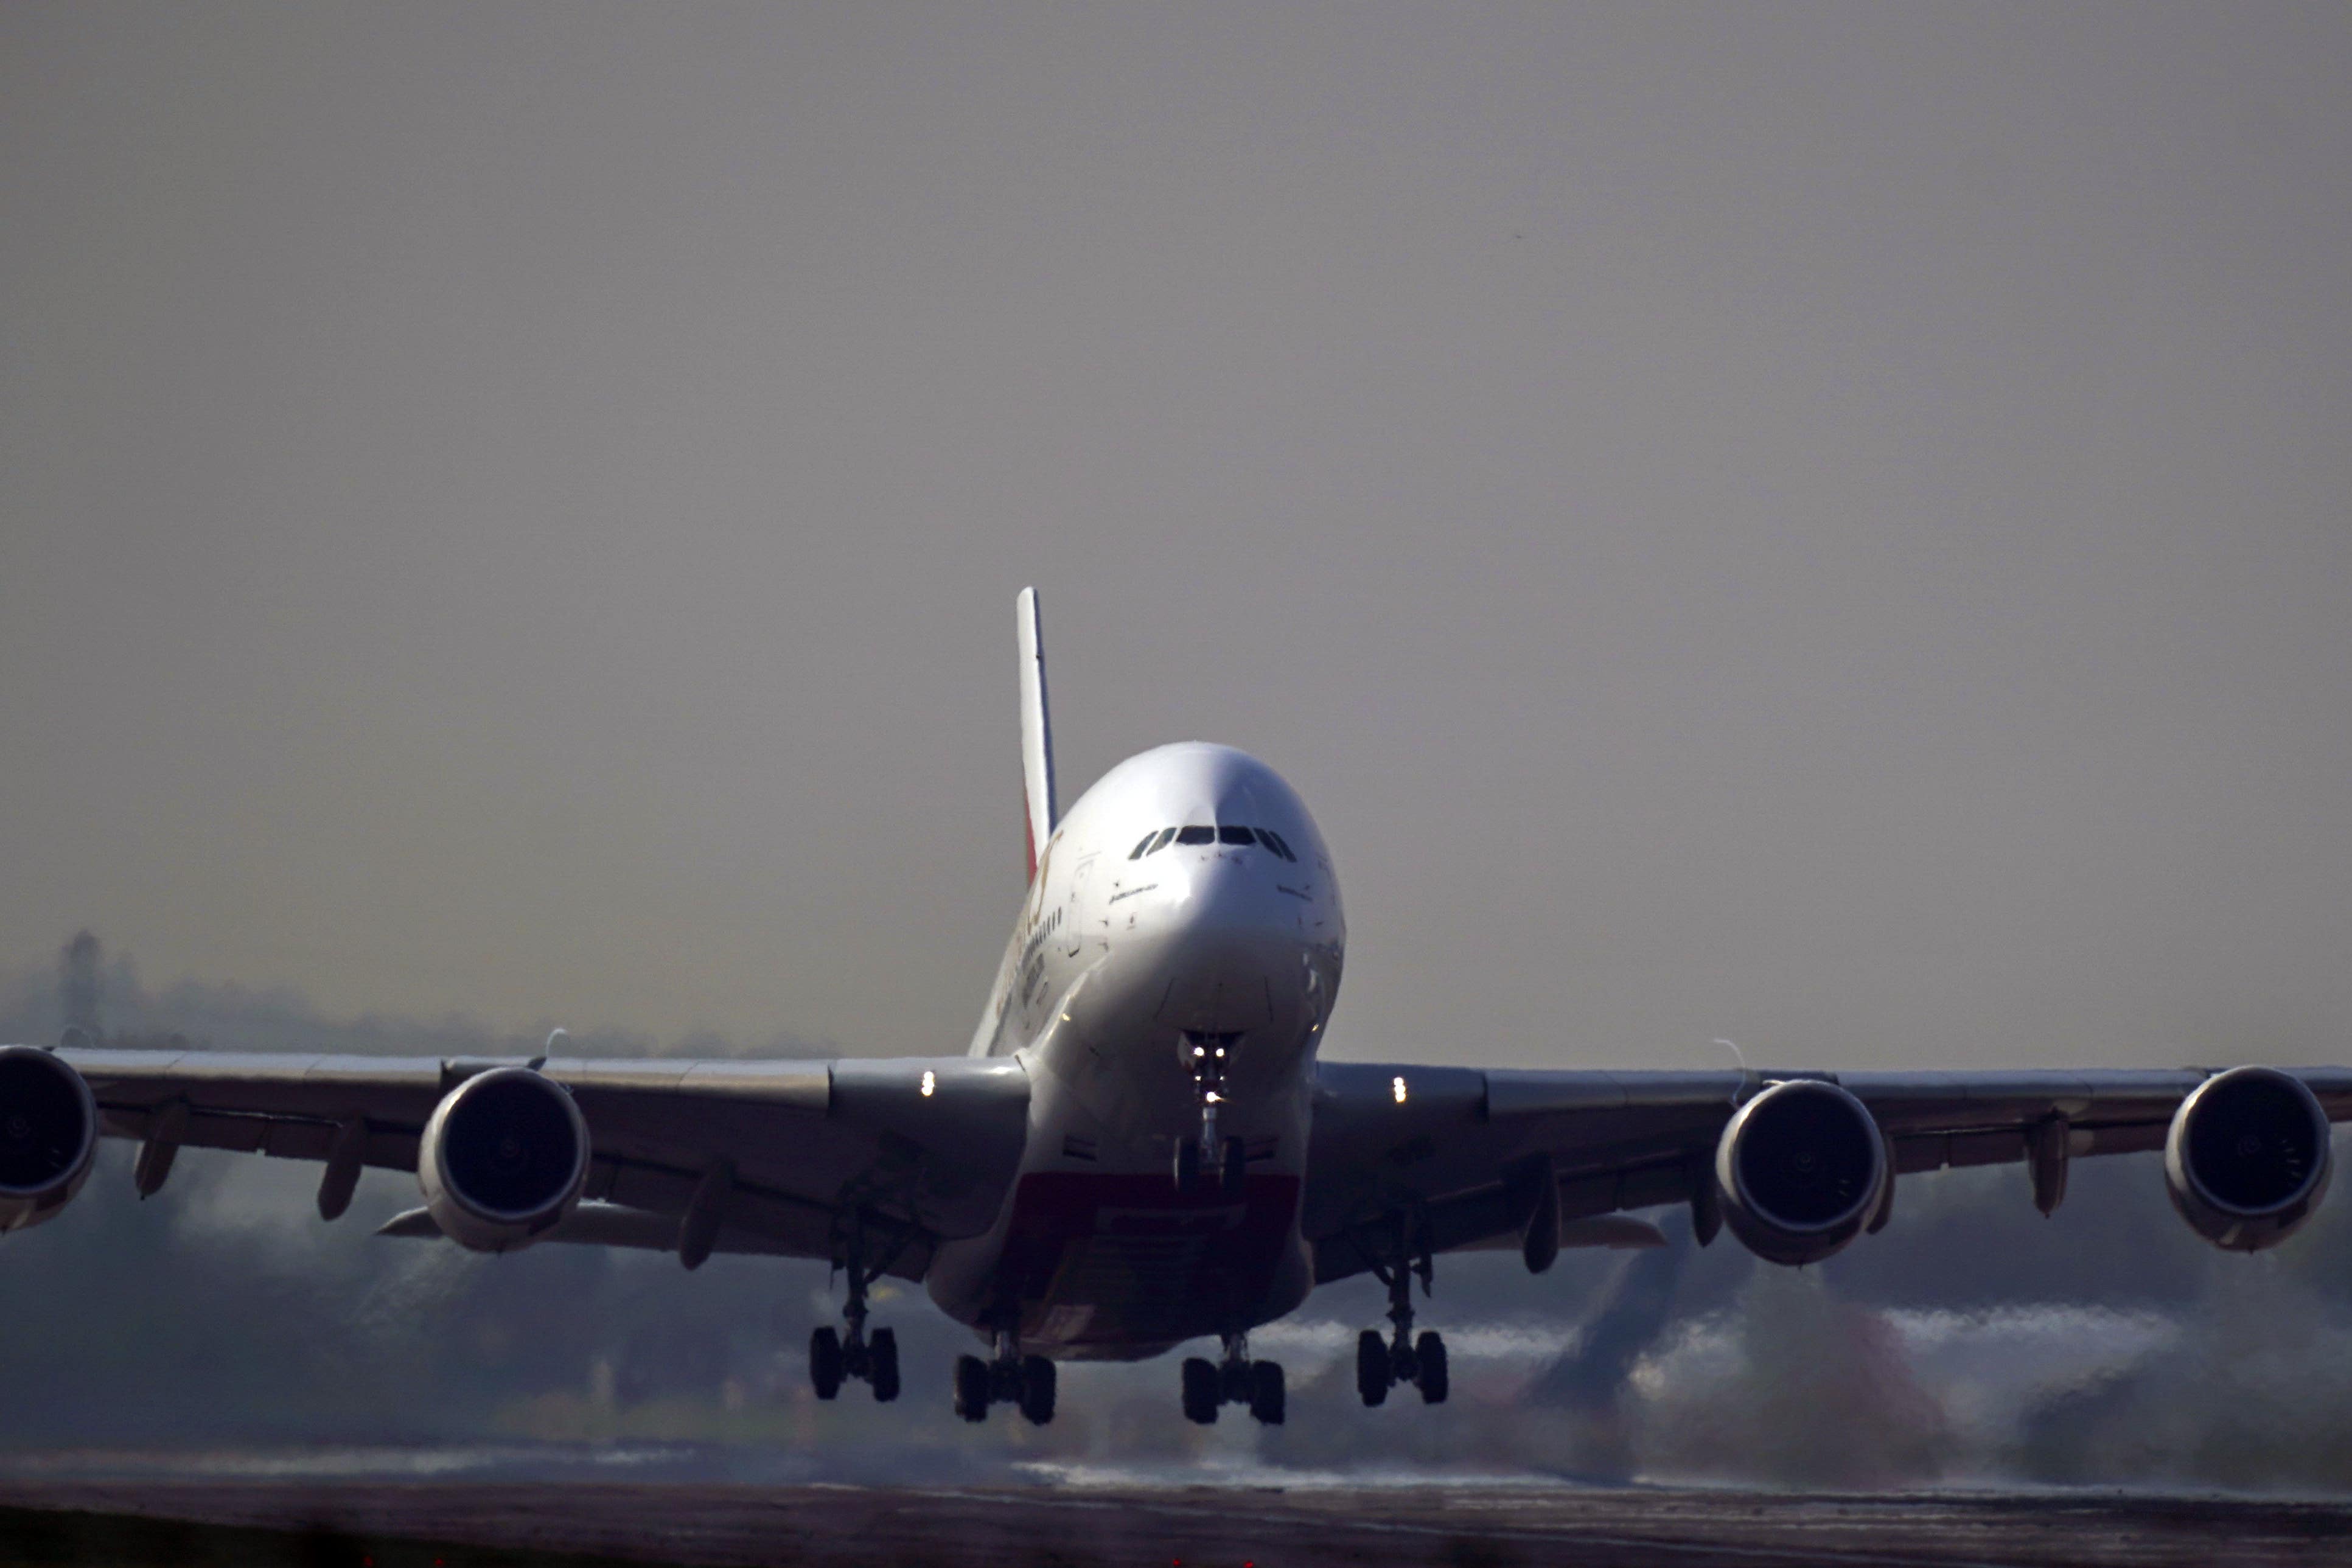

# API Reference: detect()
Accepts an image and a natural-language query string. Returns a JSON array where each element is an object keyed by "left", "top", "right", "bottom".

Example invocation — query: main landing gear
[
  {"left": 809, "top": 1213, "right": 901, "bottom": 1404},
  {"left": 1181, "top": 1333, "right": 1285, "bottom": 1426},
  {"left": 954, "top": 1328, "right": 1056, "bottom": 1426},
  {"left": 1356, "top": 1220, "right": 1447, "bottom": 1407},
  {"left": 1173, "top": 1031, "right": 1248, "bottom": 1197}
]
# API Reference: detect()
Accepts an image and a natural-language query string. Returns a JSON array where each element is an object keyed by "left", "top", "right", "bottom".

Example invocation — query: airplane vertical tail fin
[{"left": 1016, "top": 587, "right": 1057, "bottom": 882}]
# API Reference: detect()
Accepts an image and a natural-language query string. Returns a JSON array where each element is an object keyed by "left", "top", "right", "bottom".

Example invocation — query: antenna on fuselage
[{"left": 1016, "top": 587, "right": 1058, "bottom": 883}]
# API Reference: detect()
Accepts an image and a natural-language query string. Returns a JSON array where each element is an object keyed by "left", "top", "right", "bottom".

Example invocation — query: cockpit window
[{"left": 1133, "top": 824, "right": 1297, "bottom": 857}]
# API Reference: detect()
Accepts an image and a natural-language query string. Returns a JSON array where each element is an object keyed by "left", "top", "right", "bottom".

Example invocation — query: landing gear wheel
[
  {"left": 1219, "top": 1135, "right": 1247, "bottom": 1197},
  {"left": 1181, "top": 1356, "right": 1221, "bottom": 1424},
  {"left": 954, "top": 1353, "right": 991, "bottom": 1422},
  {"left": 1416, "top": 1331, "right": 1448, "bottom": 1405},
  {"left": 823, "top": 1208, "right": 910, "bottom": 1406},
  {"left": 1173, "top": 1138, "right": 1202, "bottom": 1193},
  {"left": 1018, "top": 1355, "right": 1057, "bottom": 1426},
  {"left": 1356, "top": 1329, "right": 1389, "bottom": 1407},
  {"left": 1249, "top": 1360, "right": 1286, "bottom": 1425},
  {"left": 809, "top": 1326, "right": 844, "bottom": 1401},
  {"left": 868, "top": 1328, "right": 899, "bottom": 1403}
]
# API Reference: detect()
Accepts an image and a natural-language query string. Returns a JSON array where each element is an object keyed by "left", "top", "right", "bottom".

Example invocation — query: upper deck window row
[{"left": 1126, "top": 825, "right": 1299, "bottom": 862}]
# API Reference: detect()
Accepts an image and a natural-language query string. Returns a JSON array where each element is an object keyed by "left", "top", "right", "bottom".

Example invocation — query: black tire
[
  {"left": 1220, "top": 1135, "right": 1247, "bottom": 1197},
  {"left": 1356, "top": 1329, "right": 1389, "bottom": 1408},
  {"left": 809, "top": 1326, "right": 844, "bottom": 1401},
  {"left": 1181, "top": 1356, "right": 1221, "bottom": 1424},
  {"left": 868, "top": 1328, "right": 899, "bottom": 1403},
  {"left": 954, "top": 1353, "right": 991, "bottom": 1423},
  {"left": 1417, "top": 1330, "right": 1448, "bottom": 1405},
  {"left": 1173, "top": 1137, "right": 1201, "bottom": 1193},
  {"left": 1249, "top": 1360, "right": 1286, "bottom": 1426},
  {"left": 1019, "top": 1355, "right": 1057, "bottom": 1426}
]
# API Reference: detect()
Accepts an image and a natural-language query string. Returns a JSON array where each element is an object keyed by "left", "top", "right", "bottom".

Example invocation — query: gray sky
[{"left": 4, "top": 3, "right": 2348, "bottom": 1071}]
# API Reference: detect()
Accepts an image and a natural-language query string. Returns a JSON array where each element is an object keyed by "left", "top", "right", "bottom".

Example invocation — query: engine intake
[
  {"left": 1715, "top": 1078, "right": 1888, "bottom": 1266},
  {"left": 2165, "top": 1065, "right": 2331, "bottom": 1252},
  {"left": 0, "top": 1045, "right": 97, "bottom": 1233},
  {"left": 419, "top": 1067, "right": 588, "bottom": 1252}
]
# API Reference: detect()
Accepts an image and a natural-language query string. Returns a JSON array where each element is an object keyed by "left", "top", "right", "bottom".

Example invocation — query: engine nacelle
[
  {"left": 418, "top": 1067, "right": 589, "bottom": 1253},
  {"left": 1714, "top": 1078, "right": 1889, "bottom": 1266},
  {"left": 0, "top": 1045, "right": 97, "bottom": 1234},
  {"left": 2165, "top": 1065, "right": 2331, "bottom": 1252}
]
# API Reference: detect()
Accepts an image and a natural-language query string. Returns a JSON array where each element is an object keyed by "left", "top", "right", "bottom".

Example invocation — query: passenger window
[
  {"left": 1129, "top": 832, "right": 1158, "bottom": 860},
  {"left": 1150, "top": 826, "right": 1179, "bottom": 853},
  {"left": 1176, "top": 825, "right": 1215, "bottom": 846},
  {"left": 1259, "top": 829, "right": 1297, "bottom": 862},
  {"left": 1218, "top": 824, "right": 1255, "bottom": 846}
]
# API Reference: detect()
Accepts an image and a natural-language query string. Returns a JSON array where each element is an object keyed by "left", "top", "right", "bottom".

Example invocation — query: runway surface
[{"left": 0, "top": 1478, "right": 2349, "bottom": 1567}]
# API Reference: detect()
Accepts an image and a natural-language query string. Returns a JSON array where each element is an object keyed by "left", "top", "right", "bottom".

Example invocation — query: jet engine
[
  {"left": 417, "top": 1067, "right": 589, "bottom": 1252},
  {"left": 0, "top": 1045, "right": 98, "bottom": 1233},
  {"left": 2164, "top": 1065, "right": 2331, "bottom": 1252},
  {"left": 1714, "top": 1078, "right": 1888, "bottom": 1266}
]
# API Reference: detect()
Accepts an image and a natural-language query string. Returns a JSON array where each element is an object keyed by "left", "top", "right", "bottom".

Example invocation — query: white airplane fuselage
[{"left": 926, "top": 742, "right": 1346, "bottom": 1359}]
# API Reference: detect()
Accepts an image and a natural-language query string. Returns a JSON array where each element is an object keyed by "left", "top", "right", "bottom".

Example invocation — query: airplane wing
[
  {"left": 1302, "top": 1061, "right": 2352, "bottom": 1283},
  {"left": 46, "top": 1047, "right": 1030, "bottom": 1278}
]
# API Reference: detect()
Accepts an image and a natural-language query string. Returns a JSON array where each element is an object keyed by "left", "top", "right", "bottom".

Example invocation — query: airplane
[{"left": 4, "top": 587, "right": 2346, "bottom": 1427}]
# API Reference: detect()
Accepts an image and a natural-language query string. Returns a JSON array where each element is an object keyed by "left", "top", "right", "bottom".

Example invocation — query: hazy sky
[{"left": 4, "top": 4, "right": 2348, "bottom": 1071}]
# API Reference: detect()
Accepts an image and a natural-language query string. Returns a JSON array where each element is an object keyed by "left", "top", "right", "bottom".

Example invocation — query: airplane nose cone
[
  {"left": 1166, "top": 849, "right": 1299, "bottom": 939},
  {"left": 1140, "top": 852, "right": 1308, "bottom": 1035}
]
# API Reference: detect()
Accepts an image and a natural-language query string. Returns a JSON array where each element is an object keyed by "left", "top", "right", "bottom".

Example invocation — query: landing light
[
  {"left": 920, "top": 1070, "right": 936, "bottom": 1098},
  {"left": 1393, "top": 1076, "right": 1408, "bottom": 1105}
]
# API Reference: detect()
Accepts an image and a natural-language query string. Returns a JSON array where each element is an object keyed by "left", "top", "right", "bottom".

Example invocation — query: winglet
[{"left": 1016, "top": 587, "right": 1058, "bottom": 882}]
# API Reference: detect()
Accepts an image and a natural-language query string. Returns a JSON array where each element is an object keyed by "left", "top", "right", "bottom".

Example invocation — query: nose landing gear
[
  {"left": 1180, "top": 1333, "right": 1285, "bottom": 1425},
  {"left": 1174, "top": 1032, "right": 1248, "bottom": 1197},
  {"left": 809, "top": 1211, "right": 902, "bottom": 1403},
  {"left": 1172, "top": 1133, "right": 1248, "bottom": 1196}
]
